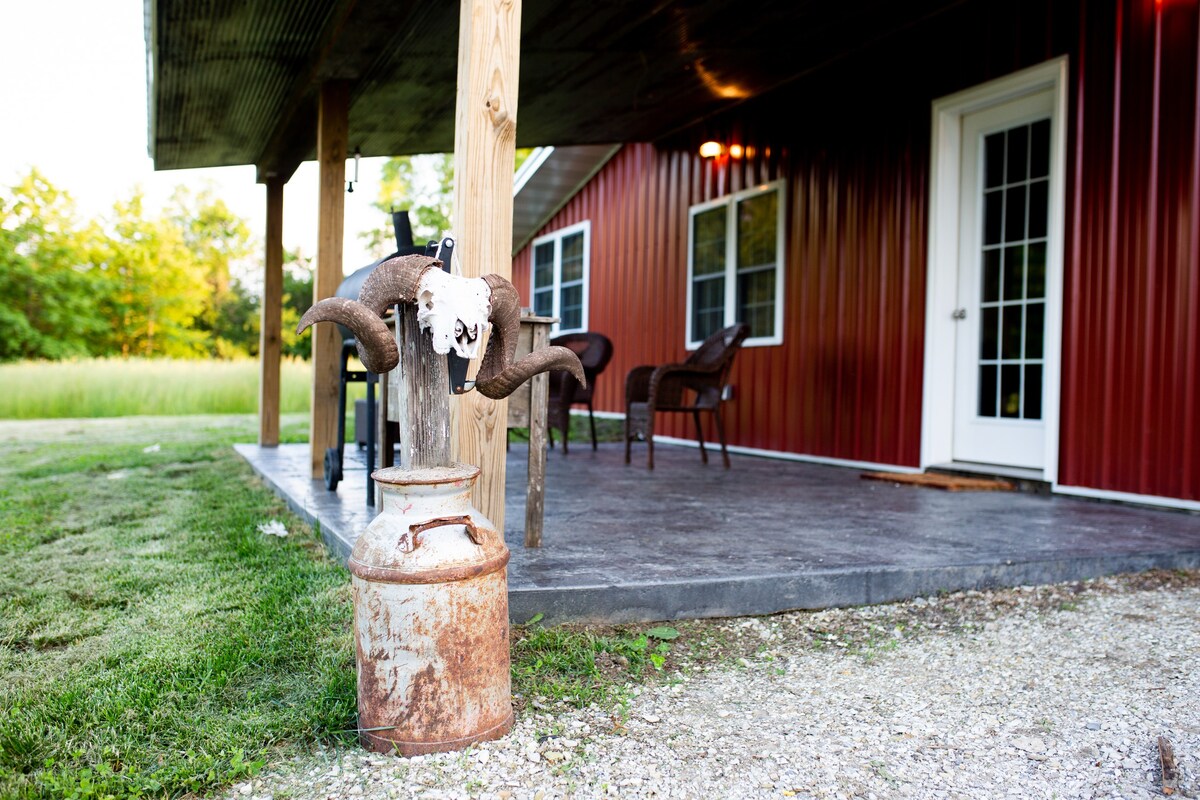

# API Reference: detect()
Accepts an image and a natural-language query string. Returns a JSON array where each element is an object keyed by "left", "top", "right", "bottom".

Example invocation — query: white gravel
[{"left": 224, "top": 575, "right": 1200, "bottom": 800}]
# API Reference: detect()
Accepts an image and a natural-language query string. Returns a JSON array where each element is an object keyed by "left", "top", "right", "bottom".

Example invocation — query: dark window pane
[
  {"left": 1005, "top": 184, "right": 1027, "bottom": 242},
  {"left": 1027, "top": 180, "right": 1048, "bottom": 240},
  {"left": 1024, "top": 365, "right": 1043, "bottom": 419},
  {"left": 533, "top": 242, "right": 554, "bottom": 288},
  {"left": 533, "top": 288, "right": 553, "bottom": 317},
  {"left": 980, "top": 306, "right": 999, "bottom": 360},
  {"left": 693, "top": 208, "right": 727, "bottom": 276},
  {"left": 737, "top": 191, "right": 778, "bottom": 269},
  {"left": 1006, "top": 125, "right": 1029, "bottom": 184},
  {"left": 560, "top": 233, "right": 585, "bottom": 282},
  {"left": 984, "top": 190, "right": 1004, "bottom": 245},
  {"left": 1025, "top": 302, "right": 1045, "bottom": 359},
  {"left": 1030, "top": 119, "right": 1050, "bottom": 179},
  {"left": 1002, "top": 304, "right": 1024, "bottom": 360},
  {"left": 1000, "top": 364, "right": 1021, "bottom": 418},
  {"left": 692, "top": 276, "right": 725, "bottom": 342},
  {"left": 1003, "top": 245, "right": 1026, "bottom": 301},
  {"left": 985, "top": 132, "right": 1006, "bottom": 189},
  {"left": 982, "top": 248, "right": 1001, "bottom": 303},
  {"left": 559, "top": 284, "right": 583, "bottom": 330},
  {"left": 1027, "top": 243, "right": 1046, "bottom": 299},
  {"left": 737, "top": 269, "right": 775, "bottom": 338},
  {"left": 979, "top": 365, "right": 998, "bottom": 417}
]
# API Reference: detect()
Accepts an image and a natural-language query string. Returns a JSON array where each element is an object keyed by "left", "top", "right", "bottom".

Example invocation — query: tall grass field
[{"left": 0, "top": 358, "right": 320, "bottom": 418}]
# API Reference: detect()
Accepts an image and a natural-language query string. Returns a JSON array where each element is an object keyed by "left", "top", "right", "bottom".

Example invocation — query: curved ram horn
[
  {"left": 295, "top": 254, "right": 442, "bottom": 375},
  {"left": 296, "top": 297, "right": 399, "bottom": 374},
  {"left": 474, "top": 274, "right": 586, "bottom": 400}
]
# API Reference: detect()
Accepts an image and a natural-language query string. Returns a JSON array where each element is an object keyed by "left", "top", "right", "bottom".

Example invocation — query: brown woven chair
[
  {"left": 547, "top": 332, "right": 614, "bottom": 453},
  {"left": 624, "top": 323, "right": 749, "bottom": 469}
]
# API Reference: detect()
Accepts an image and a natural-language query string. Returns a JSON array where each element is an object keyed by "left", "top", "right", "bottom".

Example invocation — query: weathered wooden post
[{"left": 297, "top": 250, "right": 582, "bottom": 755}]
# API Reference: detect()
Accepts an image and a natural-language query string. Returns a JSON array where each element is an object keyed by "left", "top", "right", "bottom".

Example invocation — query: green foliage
[
  {"left": 0, "top": 170, "right": 109, "bottom": 361},
  {"left": 281, "top": 249, "right": 315, "bottom": 360},
  {"left": 0, "top": 170, "right": 261, "bottom": 363},
  {"left": 362, "top": 148, "right": 534, "bottom": 255},
  {"left": 0, "top": 416, "right": 355, "bottom": 799}
]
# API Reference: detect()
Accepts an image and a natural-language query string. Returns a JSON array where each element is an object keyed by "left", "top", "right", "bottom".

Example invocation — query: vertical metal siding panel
[{"left": 1062, "top": 0, "right": 1200, "bottom": 500}]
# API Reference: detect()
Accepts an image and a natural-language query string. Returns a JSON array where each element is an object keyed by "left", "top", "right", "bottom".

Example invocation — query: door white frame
[{"left": 920, "top": 57, "right": 1068, "bottom": 483}]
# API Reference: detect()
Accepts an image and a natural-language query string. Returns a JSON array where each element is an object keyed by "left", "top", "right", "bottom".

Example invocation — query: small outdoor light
[
  {"left": 698, "top": 141, "right": 724, "bottom": 158},
  {"left": 347, "top": 147, "right": 362, "bottom": 193},
  {"left": 727, "top": 144, "right": 744, "bottom": 159}
]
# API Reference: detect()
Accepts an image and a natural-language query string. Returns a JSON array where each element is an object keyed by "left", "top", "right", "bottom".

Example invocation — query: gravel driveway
[{"left": 224, "top": 571, "right": 1199, "bottom": 800}]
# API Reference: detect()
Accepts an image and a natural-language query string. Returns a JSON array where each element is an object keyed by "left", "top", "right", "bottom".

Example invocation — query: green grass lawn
[
  {"left": 0, "top": 359, "right": 319, "bottom": 419},
  {"left": 0, "top": 414, "right": 669, "bottom": 799}
]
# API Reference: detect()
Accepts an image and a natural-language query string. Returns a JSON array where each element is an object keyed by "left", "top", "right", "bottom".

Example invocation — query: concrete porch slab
[{"left": 234, "top": 441, "right": 1200, "bottom": 624}]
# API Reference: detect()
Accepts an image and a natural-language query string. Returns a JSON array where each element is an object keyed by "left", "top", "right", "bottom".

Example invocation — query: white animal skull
[{"left": 415, "top": 268, "right": 492, "bottom": 359}]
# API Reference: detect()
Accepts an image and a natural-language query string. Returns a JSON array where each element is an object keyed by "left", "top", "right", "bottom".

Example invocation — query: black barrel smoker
[{"left": 325, "top": 210, "right": 427, "bottom": 502}]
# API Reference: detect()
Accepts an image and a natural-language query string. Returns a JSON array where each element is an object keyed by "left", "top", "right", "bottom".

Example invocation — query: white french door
[{"left": 951, "top": 88, "right": 1056, "bottom": 469}]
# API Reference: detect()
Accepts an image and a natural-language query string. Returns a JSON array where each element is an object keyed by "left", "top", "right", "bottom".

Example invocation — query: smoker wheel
[{"left": 324, "top": 447, "right": 342, "bottom": 491}]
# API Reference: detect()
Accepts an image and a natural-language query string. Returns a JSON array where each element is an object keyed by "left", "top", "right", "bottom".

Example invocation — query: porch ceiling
[{"left": 146, "top": 0, "right": 962, "bottom": 180}]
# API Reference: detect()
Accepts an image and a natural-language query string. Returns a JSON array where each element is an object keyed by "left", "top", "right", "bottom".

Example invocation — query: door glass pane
[
  {"left": 1000, "top": 364, "right": 1021, "bottom": 418},
  {"left": 1003, "top": 245, "right": 1025, "bottom": 301},
  {"left": 1025, "top": 302, "right": 1045, "bottom": 359},
  {"left": 1004, "top": 184, "right": 1026, "bottom": 242},
  {"left": 984, "top": 190, "right": 1004, "bottom": 245},
  {"left": 1024, "top": 365, "right": 1043, "bottom": 419},
  {"left": 1027, "top": 243, "right": 1046, "bottom": 299},
  {"left": 985, "top": 132, "right": 1006, "bottom": 189},
  {"left": 982, "top": 249, "right": 1001, "bottom": 303},
  {"left": 1027, "top": 180, "right": 1048, "bottom": 239},
  {"left": 1006, "top": 125, "right": 1029, "bottom": 184},
  {"left": 980, "top": 306, "right": 999, "bottom": 360},
  {"left": 1001, "top": 304, "right": 1024, "bottom": 360},
  {"left": 978, "top": 365, "right": 998, "bottom": 417},
  {"left": 1030, "top": 120, "right": 1050, "bottom": 178}
]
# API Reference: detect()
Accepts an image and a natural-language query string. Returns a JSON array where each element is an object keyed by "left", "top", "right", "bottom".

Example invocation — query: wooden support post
[
  {"left": 396, "top": 304, "right": 452, "bottom": 469},
  {"left": 310, "top": 81, "right": 349, "bottom": 478},
  {"left": 450, "top": 0, "right": 522, "bottom": 532},
  {"left": 524, "top": 322, "right": 550, "bottom": 547},
  {"left": 259, "top": 177, "right": 284, "bottom": 446}
]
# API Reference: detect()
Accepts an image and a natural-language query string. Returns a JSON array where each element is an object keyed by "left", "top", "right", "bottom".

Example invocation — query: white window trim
[
  {"left": 921, "top": 57, "right": 1068, "bottom": 485},
  {"left": 685, "top": 180, "right": 786, "bottom": 349},
  {"left": 529, "top": 220, "right": 590, "bottom": 335}
]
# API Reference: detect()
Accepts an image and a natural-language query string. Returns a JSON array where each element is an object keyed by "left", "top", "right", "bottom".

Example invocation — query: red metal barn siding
[
  {"left": 513, "top": 142, "right": 928, "bottom": 466},
  {"left": 1061, "top": 0, "right": 1200, "bottom": 500}
]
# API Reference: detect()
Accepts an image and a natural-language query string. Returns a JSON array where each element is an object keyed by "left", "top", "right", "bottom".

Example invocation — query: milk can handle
[{"left": 408, "top": 515, "right": 483, "bottom": 548}]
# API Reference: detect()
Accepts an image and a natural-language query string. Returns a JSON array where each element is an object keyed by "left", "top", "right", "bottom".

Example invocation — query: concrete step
[{"left": 926, "top": 462, "right": 1052, "bottom": 495}]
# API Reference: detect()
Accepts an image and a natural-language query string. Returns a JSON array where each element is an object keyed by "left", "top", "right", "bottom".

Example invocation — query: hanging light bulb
[{"left": 347, "top": 147, "right": 361, "bottom": 193}]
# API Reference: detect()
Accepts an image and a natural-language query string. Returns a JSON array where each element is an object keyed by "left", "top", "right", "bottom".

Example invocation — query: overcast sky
[{"left": 0, "top": 0, "right": 391, "bottom": 279}]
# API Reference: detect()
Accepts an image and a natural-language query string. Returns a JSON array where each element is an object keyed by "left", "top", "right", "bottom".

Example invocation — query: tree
[
  {"left": 94, "top": 192, "right": 211, "bottom": 358},
  {"left": 281, "top": 248, "right": 314, "bottom": 359},
  {"left": 0, "top": 170, "right": 109, "bottom": 361},
  {"left": 361, "top": 148, "right": 533, "bottom": 256}
]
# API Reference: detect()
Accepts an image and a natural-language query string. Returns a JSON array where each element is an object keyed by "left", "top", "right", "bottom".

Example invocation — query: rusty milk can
[{"left": 349, "top": 463, "right": 513, "bottom": 755}]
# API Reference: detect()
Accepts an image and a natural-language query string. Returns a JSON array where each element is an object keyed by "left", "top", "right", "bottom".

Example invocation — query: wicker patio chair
[
  {"left": 547, "top": 332, "right": 614, "bottom": 454},
  {"left": 624, "top": 323, "right": 750, "bottom": 469}
]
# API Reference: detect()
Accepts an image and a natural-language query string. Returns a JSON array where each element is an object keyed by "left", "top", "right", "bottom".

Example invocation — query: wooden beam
[
  {"left": 258, "top": 177, "right": 285, "bottom": 446},
  {"left": 311, "top": 81, "right": 350, "bottom": 479},
  {"left": 449, "top": 0, "right": 522, "bottom": 533}
]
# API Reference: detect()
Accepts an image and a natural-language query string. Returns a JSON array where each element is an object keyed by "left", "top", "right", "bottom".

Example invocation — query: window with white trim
[
  {"left": 530, "top": 221, "right": 590, "bottom": 334},
  {"left": 686, "top": 181, "right": 785, "bottom": 348}
]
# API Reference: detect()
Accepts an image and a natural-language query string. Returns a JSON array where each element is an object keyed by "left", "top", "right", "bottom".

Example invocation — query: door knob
[{"left": 952, "top": 308, "right": 967, "bottom": 320}]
